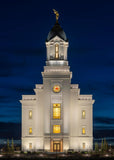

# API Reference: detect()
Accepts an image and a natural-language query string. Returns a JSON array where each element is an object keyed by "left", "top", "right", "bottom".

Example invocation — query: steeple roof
[{"left": 46, "top": 21, "right": 68, "bottom": 42}]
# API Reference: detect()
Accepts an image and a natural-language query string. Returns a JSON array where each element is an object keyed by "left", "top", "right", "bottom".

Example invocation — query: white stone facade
[{"left": 20, "top": 23, "right": 94, "bottom": 152}]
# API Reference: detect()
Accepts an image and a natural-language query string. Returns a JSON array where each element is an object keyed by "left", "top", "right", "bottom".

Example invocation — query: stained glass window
[
  {"left": 29, "top": 110, "right": 32, "bottom": 119},
  {"left": 82, "top": 110, "right": 86, "bottom": 119},
  {"left": 82, "top": 127, "right": 86, "bottom": 135},
  {"left": 53, "top": 125, "right": 61, "bottom": 133},
  {"left": 55, "top": 44, "right": 59, "bottom": 59},
  {"left": 53, "top": 104, "right": 61, "bottom": 119},
  {"left": 29, "top": 128, "right": 32, "bottom": 134}
]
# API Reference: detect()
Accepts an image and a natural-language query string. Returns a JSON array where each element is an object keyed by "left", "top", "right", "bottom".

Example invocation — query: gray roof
[{"left": 46, "top": 22, "right": 68, "bottom": 42}]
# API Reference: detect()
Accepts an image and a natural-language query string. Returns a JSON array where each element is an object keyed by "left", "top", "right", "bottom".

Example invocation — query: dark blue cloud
[
  {"left": 94, "top": 117, "right": 114, "bottom": 125},
  {"left": 94, "top": 127, "right": 114, "bottom": 138},
  {"left": 93, "top": 117, "right": 114, "bottom": 138},
  {"left": 0, "top": 122, "right": 21, "bottom": 139}
]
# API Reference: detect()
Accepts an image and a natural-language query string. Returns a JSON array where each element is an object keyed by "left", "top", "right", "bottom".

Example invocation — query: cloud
[
  {"left": 0, "top": 122, "right": 21, "bottom": 139},
  {"left": 0, "top": 113, "right": 19, "bottom": 118},
  {"left": 93, "top": 126, "right": 114, "bottom": 138},
  {"left": 69, "top": 47, "right": 99, "bottom": 55},
  {"left": 13, "top": 87, "right": 35, "bottom": 95},
  {"left": 109, "top": 84, "right": 114, "bottom": 89},
  {"left": 0, "top": 47, "right": 45, "bottom": 56},
  {"left": 94, "top": 117, "right": 114, "bottom": 125},
  {"left": 69, "top": 46, "right": 114, "bottom": 74},
  {"left": 80, "top": 81, "right": 114, "bottom": 98},
  {"left": 0, "top": 95, "right": 9, "bottom": 100},
  {"left": 100, "top": 83, "right": 114, "bottom": 97},
  {"left": 93, "top": 117, "right": 114, "bottom": 138}
]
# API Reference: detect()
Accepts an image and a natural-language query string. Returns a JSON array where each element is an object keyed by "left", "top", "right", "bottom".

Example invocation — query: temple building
[{"left": 20, "top": 10, "right": 94, "bottom": 152}]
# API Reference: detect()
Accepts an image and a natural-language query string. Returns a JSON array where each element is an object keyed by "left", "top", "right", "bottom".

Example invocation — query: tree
[
  {"left": 11, "top": 138, "right": 14, "bottom": 152},
  {"left": 95, "top": 142, "right": 99, "bottom": 153},
  {"left": 101, "top": 139, "right": 104, "bottom": 153},
  {"left": 109, "top": 144, "right": 112, "bottom": 151},
  {"left": 7, "top": 139, "right": 10, "bottom": 152},
  {"left": 104, "top": 138, "right": 108, "bottom": 152}
]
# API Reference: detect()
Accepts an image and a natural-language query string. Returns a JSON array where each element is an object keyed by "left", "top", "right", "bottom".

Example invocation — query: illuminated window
[
  {"left": 53, "top": 85, "right": 60, "bottom": 93},
  {"left": 29, "top": 128, "right": 32, "bottom": 134},
  {"left": 82, "top": 143, "right": 85, "bottom": 149},
  {"left": 53, "top": 125, "right": 61, "bottom": 133},
  {"left": 82, "top": 110, "right": 86, "bottom": 119},
  {"left": 55, "top": 44, "right": 59, "bottom": 59},
  {"left": 29, "top": 110, "right": 32, "bottom": 119},
  {"left": 82, "top": 127, "right": 86, "bottom": 135},
  {"left": 29, "top": 143, "right": 32, "bottom": 149},
  {"left": 53, "top": 104, "right": 61, "bottom": 119}
]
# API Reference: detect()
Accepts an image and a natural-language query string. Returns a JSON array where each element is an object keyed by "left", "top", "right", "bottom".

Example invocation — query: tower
[{"left": 20, "top": 11, "right": 94, "bottom": 152}]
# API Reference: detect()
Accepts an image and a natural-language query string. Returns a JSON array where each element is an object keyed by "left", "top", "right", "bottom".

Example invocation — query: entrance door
[
  {"left": 53, "top": 142, "right": 61, "bottom": 152},
  {"left": 50, "top": 140, "right": 63, "bottom": 152}
]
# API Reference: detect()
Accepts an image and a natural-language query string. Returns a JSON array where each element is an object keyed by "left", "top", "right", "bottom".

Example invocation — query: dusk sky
[{"left": 0, "top": 0, "right": 114, "bottom": 140}]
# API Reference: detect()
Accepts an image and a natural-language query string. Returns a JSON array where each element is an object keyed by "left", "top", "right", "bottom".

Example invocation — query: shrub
[{"left": 95, "top": 142, "right": 99, "bottom": 153}]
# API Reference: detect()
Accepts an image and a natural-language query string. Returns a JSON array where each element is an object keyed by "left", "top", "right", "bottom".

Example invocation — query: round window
[{"left": 53, "top": 85, "right": 61, "bottom": 93}]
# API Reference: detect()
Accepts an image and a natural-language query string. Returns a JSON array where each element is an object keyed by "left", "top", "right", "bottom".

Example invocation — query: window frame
[
  {"left": 55, "top": 44, "right": 59, "bottom": 59},
  {"left": 53, "top": 103, "right": 61, "bottom": 119},
  {"left": 82, "top": 127, "right": 86, "bottom": 135},
  {"left": 53, "top": 125, "right": 61, "bottom": 134},
  {"left": 53, "top": 85, "right": 61, "bottom": 93},
  {"left": 29, "top": 143, "right": 32, "bottom": 149},
  {"left": 82, "top": 110, "right": 86, "bottom": 119},
  {"left": 29, "top": 127, "right": 32, "bottom": 134},
  {"left": 29, "top": 110, "right": 32, "bottom": 119},
  {"left": 82, "top": 142, "right": 85, "bottom": 149}
]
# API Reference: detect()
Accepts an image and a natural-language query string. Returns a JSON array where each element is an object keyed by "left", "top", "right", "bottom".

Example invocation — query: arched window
[
  {"left": 82, "top": 143, "right": 85, "bottom": 149},
  {"left": 29, "top": 128, "right": 32, "bottom": 134},
  {"left": 82, "top": 110, "right": 86, "bottom": 119},
  {"left": 29, "top": 143, "right": 32, "bottom": 149},
  {"left": 55, "top": 44, "right": 59, "bottom": 59},
  {"left": 82, "top": 127, "right": 86, "bottom": 135},
  {"left": 29, "top": 110, "right": 32, "bottom": 119}
]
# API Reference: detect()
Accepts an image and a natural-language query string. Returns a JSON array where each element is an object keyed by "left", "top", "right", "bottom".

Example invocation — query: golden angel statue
[{"left": 53, "top": 9, "right": 59, "bottom": 21}]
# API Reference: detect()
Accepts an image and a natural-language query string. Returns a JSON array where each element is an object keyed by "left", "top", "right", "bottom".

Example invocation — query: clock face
[{"left": 53, "top": 85, "right": 61, "bottom": 93}]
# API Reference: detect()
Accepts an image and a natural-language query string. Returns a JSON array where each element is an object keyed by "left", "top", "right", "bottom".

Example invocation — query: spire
[
  {"left": 46, "top": 10, "right": 67, "bottom": 42},
  {"left": 46, "top": 10, "right": 69, "bottom": 65}
]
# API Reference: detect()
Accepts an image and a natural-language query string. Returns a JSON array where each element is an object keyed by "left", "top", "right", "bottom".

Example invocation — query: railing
[
  {"left": 78, "top": 95, "right": 92, "bottom": 100},
  {"left": 22, "top": 95, "right": 36, "bottom": 100}
]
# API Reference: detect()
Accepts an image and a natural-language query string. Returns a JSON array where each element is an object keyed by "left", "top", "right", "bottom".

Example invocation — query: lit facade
[{"left": 20, "top": 19, "right": 94, "bottom": 152}]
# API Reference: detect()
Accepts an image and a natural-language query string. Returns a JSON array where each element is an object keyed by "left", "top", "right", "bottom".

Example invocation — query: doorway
[
  {"left": 53, "top": 141, "right": 60, "bottom": 152},
  {"left": 50, "top": 140, "right": 63, "bottom": 152}
]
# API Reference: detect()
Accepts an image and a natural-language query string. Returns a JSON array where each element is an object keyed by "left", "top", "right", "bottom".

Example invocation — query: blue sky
[{"left": 0, "top": 0, "right": 114, "bottom": 139}]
